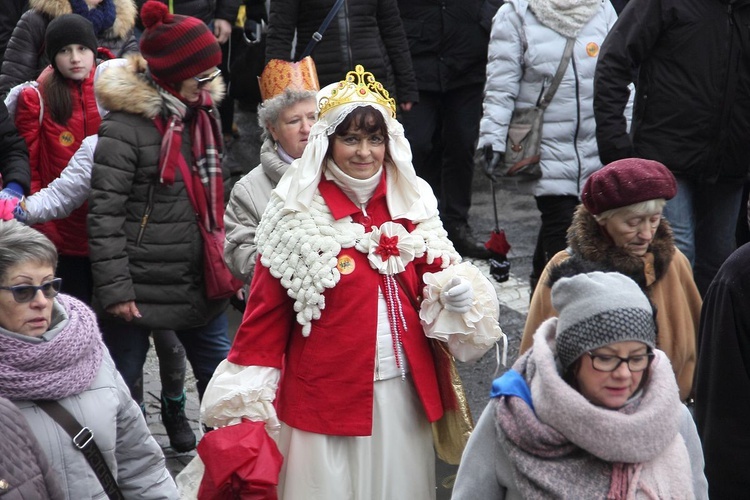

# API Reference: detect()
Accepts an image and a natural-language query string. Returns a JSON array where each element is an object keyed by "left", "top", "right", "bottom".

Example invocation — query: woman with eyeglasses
[
  {"left": 521, "top": 158, "right": 702, "bottom": 402},
  {"left": 0, "top": 219, "right": 179, "bottom": 499},
  {"left": 87, "top": 1, "right": 233, "bottom": 412},
  {"left": 453, "top": 268, "right": 708, "bottom": 499}
]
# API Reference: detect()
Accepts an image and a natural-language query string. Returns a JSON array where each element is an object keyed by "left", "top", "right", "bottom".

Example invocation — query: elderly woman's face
[
  {"left": 574, "top": 341, "right": 649, "bottom": 409},
  {"left": 0, "top": 262, "right": 55, "bottom": 337},
  {"left": 268, "top": 98, "right": 316, "bottom": 159},
  {"left": 598, "top": 209, "right": 662, "bottom": 256},
  {"left": 331, "top": 124, "right": 386, "bottom": 180}
]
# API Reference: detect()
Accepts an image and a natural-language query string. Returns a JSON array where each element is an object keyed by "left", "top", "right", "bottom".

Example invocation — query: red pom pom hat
[{"left": 138, "top": 0, "right": 221, "bottom": 84}]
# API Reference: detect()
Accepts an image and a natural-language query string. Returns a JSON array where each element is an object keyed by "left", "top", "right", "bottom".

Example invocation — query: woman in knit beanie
[
  {"left": 521, "top": 157, "right": 702, "bottom": 402},
  {"left": 0, "top": 0, "right": 138, "bottom": 95},
  {"left": 0, "top": 220, "right": 178, "bottom": 498},
  {"left": 453, "top": 267, "right": 708, "bottom": 499},
  {"left": 87, "top": 0, "right": 233, "bottom": 451}
]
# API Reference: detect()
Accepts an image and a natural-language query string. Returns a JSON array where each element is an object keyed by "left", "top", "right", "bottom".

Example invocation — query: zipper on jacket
[
  {"left": 136, "top": 183, "right": 156, "bottom": 247},
  {"left": 340, "top": 1, "right": 354, "bottom": 70},
  {"left": 571, "top": 56, "right": 583, "bottom": 193}
]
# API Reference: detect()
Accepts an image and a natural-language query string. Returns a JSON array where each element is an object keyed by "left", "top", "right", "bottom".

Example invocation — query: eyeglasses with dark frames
[
  {"left": 585, "top": 351, "right": 655, "bottom": 373},
  {"left": 193, "top": 69, "right": 222, "bottom": 87},
  {"left": 0, "top": 278, "right": 62, "bottom": 303}
]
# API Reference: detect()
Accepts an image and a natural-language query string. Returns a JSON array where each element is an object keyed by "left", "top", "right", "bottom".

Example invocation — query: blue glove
[
  {"left": 0, "top": 182, "right": 24, "bottom": 201},
  {"left": 12, "top": 201, "right": 28, "bottom": 224}
]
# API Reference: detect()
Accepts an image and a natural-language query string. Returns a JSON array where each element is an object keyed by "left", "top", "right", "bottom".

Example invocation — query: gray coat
[
  {"left": 88, "top": 55, "right": 227, "bottom": 330},
  {"left": 478, "top": 0, "right": 623, "bottom": 197}
]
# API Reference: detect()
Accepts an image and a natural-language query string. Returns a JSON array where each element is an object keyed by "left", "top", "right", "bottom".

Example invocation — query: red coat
[
  {"left": 15, "top": 66, "right": 101, "bottom": 256},
  {"left": 229, "top": 177, "right": 445, "bottom": 436}
]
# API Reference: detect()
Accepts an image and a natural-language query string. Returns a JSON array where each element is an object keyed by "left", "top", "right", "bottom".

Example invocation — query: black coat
[
  {"left": 135, "top": 0, "right": 241, "bottom": 26},
  {"left": 696, "top": 242, "right": 750, "bottom": 499},
  {"left": 0, "top": 0, "right": 27, "bottom": 65},
  {"left": 397, "top": 0, "right": 499, "bottom": 92},
  {"left": 0, "top": 100, "right": 30, "bottom": 194},
  {"left": 594, "top": 0, "right": 750, "bottom": 182},
  {"left": 265, "top": 0, "right": 418, "bottom": 103}
]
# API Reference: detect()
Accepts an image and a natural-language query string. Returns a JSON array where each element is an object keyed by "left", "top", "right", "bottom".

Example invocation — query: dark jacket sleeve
[
  {"left": 265, "top": 0, "right": 299, "bottom": 62},
  {"left": 0, "top": 100, "right": 29, "bottom": 194},
  {"left": 0, "top": 10, "right": 47, "bottom": 98},
  {"left": 215, "top": 0, "right": 242, "bottom": 23},
  {"left": 593, "top": 0, "right": 662, "bottom": 164},
  {"left": 695, "top": 243, "right": 750, "bottom": 499},
  {"left": 376, "top": 0, "right": 418, "bottom": 103},
  {"left": 0, "top": 0, "right": 27, "bottom": 64}
]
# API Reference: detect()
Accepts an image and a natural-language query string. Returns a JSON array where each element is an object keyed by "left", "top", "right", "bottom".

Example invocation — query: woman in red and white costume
[{"left": 199, "top": 65, "right": 504, "bottom": 500}]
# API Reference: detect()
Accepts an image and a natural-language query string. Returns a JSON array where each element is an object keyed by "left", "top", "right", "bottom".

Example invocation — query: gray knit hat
[{"left": 552, "top": 271, "right": 656, "bottom": 369}]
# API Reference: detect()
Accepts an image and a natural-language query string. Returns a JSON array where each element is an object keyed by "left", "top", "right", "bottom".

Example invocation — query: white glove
[{"left": 439, "top": 277, "right": 474, "bottom": 314}]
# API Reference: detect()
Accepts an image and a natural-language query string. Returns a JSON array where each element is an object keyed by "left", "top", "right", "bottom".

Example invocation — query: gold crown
[
  {"left": 259, "top": 57, "right": 320, "bottom": 101},
  {"left": 318, "top": 65, "right": 397, "bottom": 118}
]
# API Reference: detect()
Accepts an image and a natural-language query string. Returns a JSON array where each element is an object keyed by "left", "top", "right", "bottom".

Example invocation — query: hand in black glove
[{"left": 474, "top": 145, "right": 504, "bottom": 182}]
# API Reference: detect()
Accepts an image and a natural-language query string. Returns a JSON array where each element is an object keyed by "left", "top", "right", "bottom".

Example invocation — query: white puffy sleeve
[
  {"left": 200, "top": 360, "right": 281, "bottom": 439},
  {"left": 420, "top": 261, "right": 506, "bottom": 362}
]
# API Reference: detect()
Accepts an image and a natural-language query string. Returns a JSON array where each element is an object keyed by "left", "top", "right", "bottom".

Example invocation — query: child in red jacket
[{"left": 14, "top": 14, "right": 101, "bottom": 303}]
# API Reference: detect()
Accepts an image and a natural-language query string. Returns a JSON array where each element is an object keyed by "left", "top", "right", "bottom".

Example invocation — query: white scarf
[{"left": 528, "top": 0, "right": 602, "bottom": 38}]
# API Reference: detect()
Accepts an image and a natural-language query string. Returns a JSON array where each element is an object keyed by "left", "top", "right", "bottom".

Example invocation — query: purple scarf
[{"left": 0, "top": 294, "right": 104, "bottom": 400}]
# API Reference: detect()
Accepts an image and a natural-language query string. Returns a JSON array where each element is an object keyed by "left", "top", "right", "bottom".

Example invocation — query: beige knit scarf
[{"left": 528, "top": 0, "right": 602, "bottom": 38}]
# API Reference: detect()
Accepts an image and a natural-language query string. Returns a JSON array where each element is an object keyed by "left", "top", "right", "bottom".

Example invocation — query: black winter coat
[
  {"left": 397, "top": 0, "right": 498, "bottom": 92},
  {"left": 265, "top": 0, "right": 418, "bottom": 103},
  {"left": 0, "top": 0, "right": 27, "bottom": 65},
  {"left": 135, "top": 0, "right": 241, "bottom": 27},
  {"left": 594, "top": 0, "right": 750, "bottom": 182},
  {"left": 696, "top": 242, "right": 750, "bottom": 499},
  {"left": 0, "top": 396, "right": 64, "bottom": 499},
  {"left": 0, "top": 100, "right": 30, "bottom": 194}
]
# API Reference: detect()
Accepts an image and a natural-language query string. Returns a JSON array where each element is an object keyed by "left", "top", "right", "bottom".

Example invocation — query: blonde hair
[{"left": 594, "top": 199, "right": 667, "bottom": 222}]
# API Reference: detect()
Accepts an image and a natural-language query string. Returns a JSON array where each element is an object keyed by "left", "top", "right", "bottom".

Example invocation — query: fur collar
[
  {"left": 95, "top": 55, "right": 225, "bottom": 120},
  {"left": 566, "top": 205, "right": 675, "bottom": 290},
  {"left": 30, "top": 0, "right": 137, "bottom": 39}
]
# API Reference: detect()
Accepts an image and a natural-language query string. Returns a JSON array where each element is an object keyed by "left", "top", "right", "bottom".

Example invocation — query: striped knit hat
[
  {"left": 551, "top": 271, "right": 656, "bottom": 369},
  {"left": 138, "top": 0, "right": 221, "bottom": 83}
]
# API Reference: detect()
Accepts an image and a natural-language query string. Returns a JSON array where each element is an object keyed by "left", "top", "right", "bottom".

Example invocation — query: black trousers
[
  {"left": 531, "top": 195, "right": 579, "bottom": 291},
  {"left": 400, "top": 84, "right": 484, "bottom": 228}
]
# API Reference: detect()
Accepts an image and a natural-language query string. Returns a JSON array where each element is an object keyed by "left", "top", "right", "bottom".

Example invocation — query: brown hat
[
  {"left": 581, "top": 158, "right": 677, "bottom": 215},
  {"left": 138, "top": 0, "right": 221, "bottom": 84}
]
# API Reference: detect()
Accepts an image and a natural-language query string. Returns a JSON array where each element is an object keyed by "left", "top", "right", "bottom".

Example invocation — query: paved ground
[{"left": 142, "top": 101, "right": 541, "bottom": 497}]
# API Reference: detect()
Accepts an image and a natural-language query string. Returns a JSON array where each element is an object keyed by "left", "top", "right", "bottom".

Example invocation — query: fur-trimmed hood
[
  {"left": 566, "top": 204, "right": 676, "bottom": 290},
  {"left": 29, "top": 0, "right": 137, "bottom": 39},
  {"left": 95, "top": 54, "right": 225, "bottom": 119}
]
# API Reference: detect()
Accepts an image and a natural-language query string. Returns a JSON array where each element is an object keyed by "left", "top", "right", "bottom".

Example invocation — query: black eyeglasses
[
  {"left": 586, "top": 351, "right": 655, "bottom": 373},
  {"left": 193, "top": 69, "right": 222, "bottom": 87},
  {"left": 0, "top": 278, "right": 62, "bottom": 303}
]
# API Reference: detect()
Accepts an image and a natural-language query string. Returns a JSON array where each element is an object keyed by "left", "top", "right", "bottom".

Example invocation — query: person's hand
[
  {"left": 106, "top": 301, "right": 142, "bottom": 321},
  {"left": 12, "top": 202, "right": 28, "bottom": 223},
  {"left": 439, "top": 277, "right": 474, "bottom": 313},
  {"left": 0, "top": 197, "right": 19, "bottom": 220},
  {"left": 213, "top": 19, "right": 232, "bottom": 44},
  {"left": 399, "top": 102, "right": 413, "bottom": 112},
  {"left": 474, "top": 145, "right": 504, "bottom": 182}
]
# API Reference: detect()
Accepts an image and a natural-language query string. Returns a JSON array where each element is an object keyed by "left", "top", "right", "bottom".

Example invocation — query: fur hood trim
[
  {"left": 566, "top": 204, "right": 675, "bottom": 290},
  {"left": 95, "top": 55, "right": 225, "bottom": 119},
  {"left": 30, "top": 0, "right": 137, "bottom": 39}
]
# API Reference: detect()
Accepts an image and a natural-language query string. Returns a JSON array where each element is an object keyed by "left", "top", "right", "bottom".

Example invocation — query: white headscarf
[{"left": 274, "top": 84, "right": 438, "bottom": 222}]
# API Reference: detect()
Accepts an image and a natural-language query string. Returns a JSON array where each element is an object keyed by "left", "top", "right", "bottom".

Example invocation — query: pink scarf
[{"left": 0, "top": 294, "right": 103, "bottom": 400}]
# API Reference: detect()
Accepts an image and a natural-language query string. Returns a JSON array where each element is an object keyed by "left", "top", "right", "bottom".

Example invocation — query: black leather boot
[
  {"left": 161, "top": 392, "right": 196, "bottom": 453},
  {"left": 446, "top": 223, "right": 491, "bottom": 259}
]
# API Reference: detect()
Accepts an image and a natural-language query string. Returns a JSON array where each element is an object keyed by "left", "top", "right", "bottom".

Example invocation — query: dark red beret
[{"left": 581, "top": 158, "right": 677, "bottom": 215}]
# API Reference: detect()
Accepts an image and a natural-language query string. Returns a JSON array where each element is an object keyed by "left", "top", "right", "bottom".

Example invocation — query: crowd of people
[{"left": 0, "top": 0, "right": 748, "bottom": 498}]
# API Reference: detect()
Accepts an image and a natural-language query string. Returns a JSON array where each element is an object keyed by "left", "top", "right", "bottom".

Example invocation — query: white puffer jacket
[{"left": 479, "top": 0, "right": 626, "bottom": 197}]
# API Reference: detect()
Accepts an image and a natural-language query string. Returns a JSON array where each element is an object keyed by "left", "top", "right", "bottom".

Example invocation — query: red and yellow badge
[
  {"left": 337, "top": 255, "right": 356, "bottom": 275},
  {"left": 586, "top": 42, "right": 599, "bottom": 57},
  {"left": 58, "top": 130, "right": 75, "bottom": 147}
]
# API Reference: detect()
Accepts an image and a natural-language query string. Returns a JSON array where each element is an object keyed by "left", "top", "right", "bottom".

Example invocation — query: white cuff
[
  {"left": 200, "top": 360, "right": 280, "bottom": 431},
  {"left": 420, "top": 262, "right": 505, "bottom": 362}
]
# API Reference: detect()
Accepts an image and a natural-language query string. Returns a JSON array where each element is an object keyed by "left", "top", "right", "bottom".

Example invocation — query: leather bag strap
[
  {"left": 539, "top": 37, "right": 575, "bottom": 110},
  {"left": 299, "top": 0, "right": 346, "bottom": 60},
  {"left": 35, "top": 400, "right": 125, "bottom": 500}
]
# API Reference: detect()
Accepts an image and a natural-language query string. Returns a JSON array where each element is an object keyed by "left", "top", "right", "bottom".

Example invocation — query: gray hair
[
  {"left": 594, "top": 199, "right": 667, "bottom": 222},
  {"left": 257, "top": 89, "right": 317, "bottom": 140},
  {"left": 0, "top": 220, "right": 58, "bottom": 283}
]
